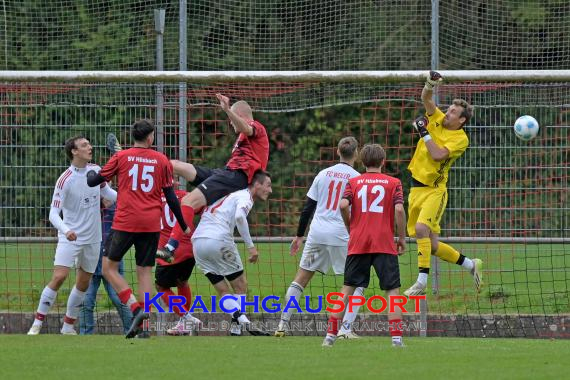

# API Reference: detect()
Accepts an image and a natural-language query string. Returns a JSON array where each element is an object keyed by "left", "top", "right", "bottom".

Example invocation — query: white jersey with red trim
[
  {"left": 305, "top": 163, "right": 360, "bottom": 246},
  {"left": 192, "top": 188, "right": 253, "bottom": 244},
  {"left": 51, "top": 164, "right": 103, "bottom": 244}
]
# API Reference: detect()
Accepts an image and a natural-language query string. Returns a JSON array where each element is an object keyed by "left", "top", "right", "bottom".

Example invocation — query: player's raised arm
[
  {"left": 87, "top": 155, "right": 118, "bottom": 187},
  {"left": 216, "top": 93, "right": 254, "bottom": 136},
  {"left": 421, "top": 70, "right": 442, "bottom": 116}
]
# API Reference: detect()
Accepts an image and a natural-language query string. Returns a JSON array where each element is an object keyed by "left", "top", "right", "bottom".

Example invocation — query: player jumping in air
[
  {"left": 158, "top": 94, "right": 269, "bottom": 262},
  {"left": 404, "top": 71, "right": 483, "bottom": 297}
]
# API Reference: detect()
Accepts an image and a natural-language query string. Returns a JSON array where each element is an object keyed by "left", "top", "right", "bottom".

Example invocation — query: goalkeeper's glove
[
  {"left": 424, "top": 70, "right": 443, "bottom": 90},
  {"left": 413, "top": 116, "right": 430, "bottom": 139},
  {"left": 106, "top": 133, "right": 122, "bottom": 155}
]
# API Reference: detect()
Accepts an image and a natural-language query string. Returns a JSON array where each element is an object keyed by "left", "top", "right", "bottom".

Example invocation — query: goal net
[
  {"left": 2, "top": 1, "right": 568, "bottom": 71},
  {"left": 1, "top": 73, "right": 568, "bottom": 337},
  {"left": 1, "top": 0, "right": 569, "bottom": 337}
]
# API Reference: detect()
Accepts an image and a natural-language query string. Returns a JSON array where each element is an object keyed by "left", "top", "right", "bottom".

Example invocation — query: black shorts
[
  {"left": 105, "top": 229, "right": 160, "bottom": 267},
  {"left": 191, "top": 166, "right": 249, "bottom": 205},
  {"left": 155, "top": 258, "right": 196, "bottom": 288},
  {"left": 344, "top": 253, "right": 401, "bottom": 290}
]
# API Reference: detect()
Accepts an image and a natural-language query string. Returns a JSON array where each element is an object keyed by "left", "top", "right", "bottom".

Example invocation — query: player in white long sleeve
[
  {"left": 28, "top": 136, "right": 117, "bottom": 335},
  {"left": 190, "top": 171, "right": 272, "bottom": 336}
]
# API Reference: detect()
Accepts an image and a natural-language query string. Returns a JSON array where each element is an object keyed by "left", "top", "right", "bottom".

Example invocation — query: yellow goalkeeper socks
[
  {"left": 434, "top": 242, "right": 460, "bottom": 264},
  {"left": 417, "top": 237, "right": 432, "bottom": 271}
]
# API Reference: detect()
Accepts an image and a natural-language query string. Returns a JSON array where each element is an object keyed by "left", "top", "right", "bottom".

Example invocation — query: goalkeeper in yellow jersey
[{"left": 404, "top": 71, "right": 483, "bottom": 296}]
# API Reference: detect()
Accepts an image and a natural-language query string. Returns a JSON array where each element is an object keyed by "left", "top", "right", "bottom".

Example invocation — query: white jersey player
[
  {"left": 192, "top": 188, "right": 255, "bottom": 275},
  {"left": 28, "top": 136, "right": 117, "bottom": 336},
  {"left": 191, "top": 171, "right": 272, "bottom": 336},
  {"left": 275, "top": 137, "right": 365, "bottom": 338}
]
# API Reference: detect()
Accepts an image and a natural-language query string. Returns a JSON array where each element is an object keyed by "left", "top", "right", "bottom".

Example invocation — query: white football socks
[
  {"left": 462, "top": 257, "right": 474, "bottom": 271},
  {"left": 417, "top": 273, "right": 429, "bottom": 286},
  {"left": 339, "top": 287, "right": 365, "bottom": 334},
  {"left": 34, "top": 286, "right": 57, "bottom": 326},
  {"left": 279, "top": 281, "right": 304, "bottom": 326},
  {"left": 65, "top": 286, "right": 86, "bottom": 320}
]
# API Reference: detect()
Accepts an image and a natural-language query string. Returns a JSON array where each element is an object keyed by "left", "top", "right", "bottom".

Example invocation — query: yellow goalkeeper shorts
[{"left": 407, "top": 186, "right": 448, "bottom": 237}]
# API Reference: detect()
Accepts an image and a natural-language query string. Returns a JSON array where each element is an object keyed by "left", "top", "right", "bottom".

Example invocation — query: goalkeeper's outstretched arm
[{"left": 422, "top": 71, "right": 442, "bottom": 116}]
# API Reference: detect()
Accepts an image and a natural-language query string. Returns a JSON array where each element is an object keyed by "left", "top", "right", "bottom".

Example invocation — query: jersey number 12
[{"left": 357, "top": 184, "right": 385, "bottom": 213}]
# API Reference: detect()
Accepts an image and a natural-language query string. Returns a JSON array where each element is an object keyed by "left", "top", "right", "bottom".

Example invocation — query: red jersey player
[
  {"left": 87, "top": 119, "right": 189, "bottom": 338},
  {"left": 321, "top": 144, "right": 407, "bottom": 348},
  {"left": 158, "top": 93, "right": 269, "bottom": 261},
  {"left": 155, "top": 188, "right": 201, "bottom": 336}
]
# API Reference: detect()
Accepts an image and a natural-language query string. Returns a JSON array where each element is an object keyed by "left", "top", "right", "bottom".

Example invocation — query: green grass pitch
[
  {"left": 1, "top": 243, "right": 568, "bottom": 379},
  {"left": 0, "top": 335, "right": 567, "bottom": 380},
  {"left": 2, "top": 242, "right": 569, "bottom": 314}
]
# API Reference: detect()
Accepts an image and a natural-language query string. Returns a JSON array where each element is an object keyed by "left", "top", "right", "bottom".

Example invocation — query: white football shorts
[
  {"left": 192, "top": 238, "right": 243, "bottom": 276},
  {"left": 299, "top": 242, "right": 347, "bottom": 275},
  {"left": 54, "top": 242, "right": 100, "bottom": 273}
]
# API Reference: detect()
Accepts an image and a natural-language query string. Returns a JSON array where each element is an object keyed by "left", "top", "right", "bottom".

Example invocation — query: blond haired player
[{"left": 404, "top": 71, "right": 483, "bottom": 296}]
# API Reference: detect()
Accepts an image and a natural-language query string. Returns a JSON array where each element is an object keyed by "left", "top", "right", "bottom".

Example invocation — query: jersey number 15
[{"left": 128, "top": 164, "right": 155, "bottom": 192}]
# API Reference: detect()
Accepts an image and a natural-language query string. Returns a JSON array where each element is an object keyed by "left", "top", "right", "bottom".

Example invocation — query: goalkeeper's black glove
[
  {"left": 424, "top": 70, "right": 443, "bottom": 90},
  {"left": 413, "top": 116, "right": 430, "bottom": 138}
]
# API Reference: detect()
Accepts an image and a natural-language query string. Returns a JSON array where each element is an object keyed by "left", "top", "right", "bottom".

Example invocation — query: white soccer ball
[{"left": 513, "top": 115, "right": 539, "bottom": 141}]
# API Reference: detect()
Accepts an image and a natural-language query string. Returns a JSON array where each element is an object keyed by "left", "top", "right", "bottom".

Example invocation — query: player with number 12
[{"left": 322, "top": 144, "right": 407, "bottom": 348}]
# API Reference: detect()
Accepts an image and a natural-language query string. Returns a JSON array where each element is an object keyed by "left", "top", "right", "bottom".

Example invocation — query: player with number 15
[{"left": 87, "top": 119, "right": 189, "bottom": 338}]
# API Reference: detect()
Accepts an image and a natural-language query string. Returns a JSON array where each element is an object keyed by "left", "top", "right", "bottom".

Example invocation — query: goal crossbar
[{"left": 1, "top": 70, "right": 570, "bottom": 83}]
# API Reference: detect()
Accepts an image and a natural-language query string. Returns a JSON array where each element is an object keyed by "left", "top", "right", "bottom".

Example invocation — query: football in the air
[{"left": 513, "top": 115, "right": 539, "bottom": 141}]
